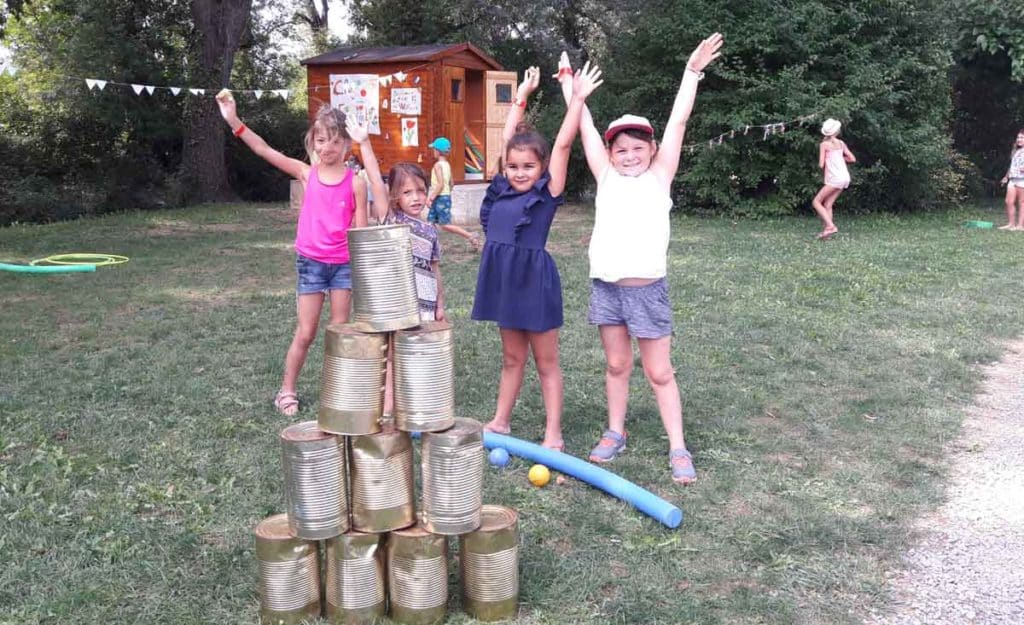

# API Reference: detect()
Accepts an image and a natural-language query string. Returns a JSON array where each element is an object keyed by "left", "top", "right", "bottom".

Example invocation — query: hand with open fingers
[
  {"left": 346, "top": 118, "right": 369, "bottom": 143},
  {"left": 214, "top": 89, "right": 238, "bottom": 122},
  {"left": 572, "top": 61, "right": 604, "bottom": 100},
  {"left": 553, "top": 51, "right": 573, "bottom": 83},
  {"left": 686, "top": 32, "right": 724, "bottom": 74},
  {"left": 517, "top": 66, "right": 541, "bottom": 100}
]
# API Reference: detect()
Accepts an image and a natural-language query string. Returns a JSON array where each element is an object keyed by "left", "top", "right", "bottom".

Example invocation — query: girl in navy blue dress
[{"left": 472, "top": 63, "right": 603, "bottom": 451}]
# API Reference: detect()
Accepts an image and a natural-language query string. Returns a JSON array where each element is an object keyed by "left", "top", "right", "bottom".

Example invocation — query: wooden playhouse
[{"left": 302, "top": 43, "right": 516, "bottom": 186}]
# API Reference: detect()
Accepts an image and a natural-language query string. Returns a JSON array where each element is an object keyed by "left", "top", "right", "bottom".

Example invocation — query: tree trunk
[{"left": 180, "top": 0, "right": 253, "bottom": 204}]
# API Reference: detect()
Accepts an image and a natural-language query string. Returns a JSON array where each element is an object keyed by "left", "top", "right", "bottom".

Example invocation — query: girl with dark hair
[
  {"left": 999, "top": 129, "right": 1024, "bottom": 230},
  {"left": 473, "top": 63, "right": 603, "bottom": 451}
]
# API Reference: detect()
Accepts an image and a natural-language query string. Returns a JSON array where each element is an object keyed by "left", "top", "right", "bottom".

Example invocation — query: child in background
[
  {"left": 426, "top": 137, "right": 482, "bottom": 251},
  {"left": 215, "top": 91, "right": 384, "bottom": 416},
  {"left": 998, "top": 128, "right": 1024, "bottom": 230},
  {"left": 812, "top": 118, "right": 856, "bottom": 239},
  {"left": 473, "top": 63, "right": 604, "bottom": 451},
  {"left": 557, "top": 34, "right": 722, "bottom": 483}
]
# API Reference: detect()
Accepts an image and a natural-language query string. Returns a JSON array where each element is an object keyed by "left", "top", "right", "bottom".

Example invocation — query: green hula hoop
[{"left": 30, "top": 253, "right": 129, "bottom": 267}]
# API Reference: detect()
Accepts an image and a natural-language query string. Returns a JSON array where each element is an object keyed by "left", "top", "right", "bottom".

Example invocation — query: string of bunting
[
  {"left": 685, "top": 112, "right": 820, "bottom": 153},
  {"left": 0, "top": 59, "right": 432, "bottom": 99}
]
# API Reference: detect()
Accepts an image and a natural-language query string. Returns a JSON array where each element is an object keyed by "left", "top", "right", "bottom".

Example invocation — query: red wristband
[
  {"left": 233, "top": 123, "right": 247, "bottom": 138},
  {"left": 514, "top": 97, "right": 526, "bottom": 109},
  {"left": 557, "top": 67, "right": 573, "bottom": 79}
]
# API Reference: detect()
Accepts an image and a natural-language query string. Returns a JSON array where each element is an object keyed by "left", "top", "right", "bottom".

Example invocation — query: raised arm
[
  {"left": 650, "top": 33, "right": 724, "bottom": 188},
  {"left": 216, "top": 89, "right": 309, "bottom": 182},
  {"left": 347, "top": 119, "right": 387, "bottom": 223},
  {"left": 548, "top": 62, "right": 604, "bottom": 197},
  {"left": 555, "top": 52, "right": 608, "bottom": 180},
  {"left": 500, "top": 67, "right": 540, "bottom": 151}
]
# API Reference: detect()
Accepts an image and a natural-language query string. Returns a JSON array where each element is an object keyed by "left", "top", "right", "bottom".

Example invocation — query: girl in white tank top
[{"left": 557, "top": 34, "right": 724, "bottom": 484}]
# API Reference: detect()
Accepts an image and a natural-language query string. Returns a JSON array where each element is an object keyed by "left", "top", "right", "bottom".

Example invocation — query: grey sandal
[
  {"left": 589, "top": 429, "right": 627, "bottom": 463},
  {"left": 669, "top": 448, "right": 697, "bottom": 484}
]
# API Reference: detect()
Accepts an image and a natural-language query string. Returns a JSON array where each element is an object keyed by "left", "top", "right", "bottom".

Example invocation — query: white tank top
[{"left": 589, "top": 167, "right": 673, "bottom": 282}]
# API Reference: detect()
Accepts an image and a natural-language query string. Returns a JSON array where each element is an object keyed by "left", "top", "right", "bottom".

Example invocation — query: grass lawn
[{"left": 1, "top": 200, "right": 1019, "bottom": 624}]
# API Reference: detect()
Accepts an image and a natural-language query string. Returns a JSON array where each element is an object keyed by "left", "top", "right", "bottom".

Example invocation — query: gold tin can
[
  {"left": 255, "top": 513, "right": 322, "bottom": 625},
  {"left": 325, "top": 531, "right": 386, "bottom": 625},
  {"left": 348, "top": 224, "right": 421, "bottom": 332},
  {"left": 393, "top": 321, "right": 455, "bottom": 433},
  {"left": 319, "top": 324, "right": 387, "bottom": 435},
  {"left": 280, "top": 421, "right": 350, "bottom": 539},
  {"left": 387, "top": 524, "right": 448, "bottom": 625},
  {"left": 460, "top": 505, "right": 520, "bottom": 622},
  {"left": 421, "top": 418, "right": 485, "bottom": 535},
  {"left": 349, "top": 429, "right": 416, "bottom": 532}
]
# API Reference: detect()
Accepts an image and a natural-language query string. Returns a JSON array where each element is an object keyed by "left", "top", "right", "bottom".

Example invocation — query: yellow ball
[{"left": 528, "top": 464, "right": 550, "bottom": 487}]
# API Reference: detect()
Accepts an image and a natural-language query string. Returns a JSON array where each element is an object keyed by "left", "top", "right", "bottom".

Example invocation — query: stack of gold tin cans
[{"left": 253, "top": 225, "right": 520, "bottom": 625}]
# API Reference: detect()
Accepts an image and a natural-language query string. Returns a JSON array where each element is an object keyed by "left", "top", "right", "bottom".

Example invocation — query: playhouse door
[
  {"left": 443, "top": 65, "right": 466, "bottom": 182},
  {"left": 485, "top": 71, "right": 517, "bottom": 178}
]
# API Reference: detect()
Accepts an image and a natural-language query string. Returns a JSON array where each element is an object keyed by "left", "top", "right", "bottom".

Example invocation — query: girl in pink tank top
[
  {"left": 216, "top": 93, "right": 388, "bottom": 416},
  {"left": 811, "top": 118, "right": 857, "bottom": 240}
]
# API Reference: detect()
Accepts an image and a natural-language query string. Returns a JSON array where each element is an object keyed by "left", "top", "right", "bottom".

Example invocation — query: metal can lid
[
  {"left": 396, "top": 319, "right": 452, "bottom": 337},
  {"left": 254, "top": 513, "right": 292, "bottom": 540},
  {"left": 390, "top": 522, "right": 439, "bottom": 539},
  {"left": 280, "top": 420, "right": 333, "bottom": 442},
  {"left": 425, "top": 417, "right": 482, "bottom": 443},
  {"left": 478, "top": 505, "right": 518, "bottom": 532}
]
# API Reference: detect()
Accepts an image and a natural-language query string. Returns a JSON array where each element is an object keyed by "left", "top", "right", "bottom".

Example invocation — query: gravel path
[{"left": 866, "top": 340, "right": 1024, "bottom": 625}]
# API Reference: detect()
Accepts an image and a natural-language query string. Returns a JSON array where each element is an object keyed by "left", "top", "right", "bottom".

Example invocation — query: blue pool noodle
[
  {"left": 482, "top": 431, "right": 684, "bottom": 529},
  {"left": 0, "top": 263, "right": 96, "bottom": 273}
]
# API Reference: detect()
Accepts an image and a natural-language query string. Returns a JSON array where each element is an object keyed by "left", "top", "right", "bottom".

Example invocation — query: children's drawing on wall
[
  {"left": 391, "top": 88, "right": 422, "bottom": 115},
  {"left": 401, "top": 118, "right": 419, "bottom": 147},
  {"left": 329, "top": 74, "right": 381, "bottom": 134}
]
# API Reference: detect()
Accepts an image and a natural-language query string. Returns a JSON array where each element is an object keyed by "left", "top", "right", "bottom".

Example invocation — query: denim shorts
[
  {"left": 588, "top": 278, "right": 673, "bottom": 339},
  {"left": 428, "top": 195, "right": 453, "bottom": 225},
  {"left": 296, "top": 254, "right": 352, "bottom": 294}
]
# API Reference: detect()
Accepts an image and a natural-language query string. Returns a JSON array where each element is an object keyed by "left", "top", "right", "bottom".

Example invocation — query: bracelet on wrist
[
  {"left": 514, "top": 97, "right": 527, "bottom": 109},
  {"left": 557, "top": 67, "right": 573, "bottom": 79},
  {"left": 685, "top": 67, "right": 705, "bottom": 81},
  {"left": 233, "top": 123, "right": 248, "bottom": 138}
]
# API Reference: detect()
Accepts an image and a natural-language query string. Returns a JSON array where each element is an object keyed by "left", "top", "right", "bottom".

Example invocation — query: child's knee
[
  {"left": 606, "top": 358, "right": 632, "bottom": 379},
  {"left": 502, "top": 351, "right": 527, "bottom": 370},
  {"left": 643, "top": 364, "right": 675, "bottom": 387}
]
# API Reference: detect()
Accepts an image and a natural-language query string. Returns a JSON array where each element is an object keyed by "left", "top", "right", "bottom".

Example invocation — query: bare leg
[
  {"left": 484, "top": 328, "right": 530, "bottom": 435},
  {"left": 1000, "top": 185, "right": 1017, "bottom": 229},
  {"left": 1013, "top": 187, "right": 1024, "bottom": 229},
  {"left": 327, "top": 288, "right": 352, "bottom": 324},
  {"left": 528, "top": 328, "right": 564, "bottom": 450},
  {"left": 636, "top": 336, "right": 686, "bottom": 451},
  {"left": 599, "top": 325, "right": 633, "bottom": 436},
  {"left": 441, "top": 224, "right": 481, "bottom": 250},
  {"left": 279, "top": 293, "right": 326, "bottom": 414},
  {"left": 812, "top": 186, "right": 840, "bottom": 236}
]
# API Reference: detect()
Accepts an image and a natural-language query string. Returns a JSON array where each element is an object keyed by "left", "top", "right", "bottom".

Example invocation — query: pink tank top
[{"left": 294, "top": 166, "right": 356, "bottom": 264}]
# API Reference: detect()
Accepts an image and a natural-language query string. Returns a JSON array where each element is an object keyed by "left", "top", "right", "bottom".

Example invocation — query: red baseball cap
[{"left": 604, "top": 114, "right": 655, "bottom": 143}]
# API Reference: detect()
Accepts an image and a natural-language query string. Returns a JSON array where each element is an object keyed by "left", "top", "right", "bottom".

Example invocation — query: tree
[{"left": 179, "top": 0, "right": 253, "bottom": 204}]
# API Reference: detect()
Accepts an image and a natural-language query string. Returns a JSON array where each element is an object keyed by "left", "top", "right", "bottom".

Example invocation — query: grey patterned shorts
[{"left": 588, "top": 278, "right": 673, "bottom": 339}]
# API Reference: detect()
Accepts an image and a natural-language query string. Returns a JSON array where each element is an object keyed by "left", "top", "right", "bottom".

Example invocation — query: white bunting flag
[
  {"left": 6, "top": 65, "right": 16, "bottom": 77},
  {"left": 131, "top": 84, "right": 145, "bottom": 95},
  {"left": 189, "top": 88, "right": 205, "bottom": 96},
  {"left": 254, "top": 90, "right": 262, "bottom": 100},
  {"left": 170, "top": 87, "right": 181, "bottom": 96},
  {"left": 96, "top": 80, "right": 107, "bottom": 91},
  {"left": 86, "top": 79, "right": 97, "bottom": 90},
  {"left": 394, "top": 71, "right": 406, "bottom": 82},
  {"left": 274, "top": 89, "right": 289, "bottom": 99},
  {"left": 144, "top": 85, "right": 155, "bottom": 95}
]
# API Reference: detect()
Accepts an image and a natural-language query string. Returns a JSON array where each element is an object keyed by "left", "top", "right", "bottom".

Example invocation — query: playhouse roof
[{"left": 301, "top": 42, "right": 502, "bottom": 70}]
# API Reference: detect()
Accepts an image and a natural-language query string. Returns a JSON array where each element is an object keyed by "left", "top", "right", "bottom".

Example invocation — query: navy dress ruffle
[{"left": 471, "top": 173, "right": 564, "bottom": 332}]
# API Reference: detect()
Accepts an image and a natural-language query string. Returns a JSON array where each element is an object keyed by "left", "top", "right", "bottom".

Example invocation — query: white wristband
[{"left": 685, "top": 67, "right": 705, "bottom": 81}]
